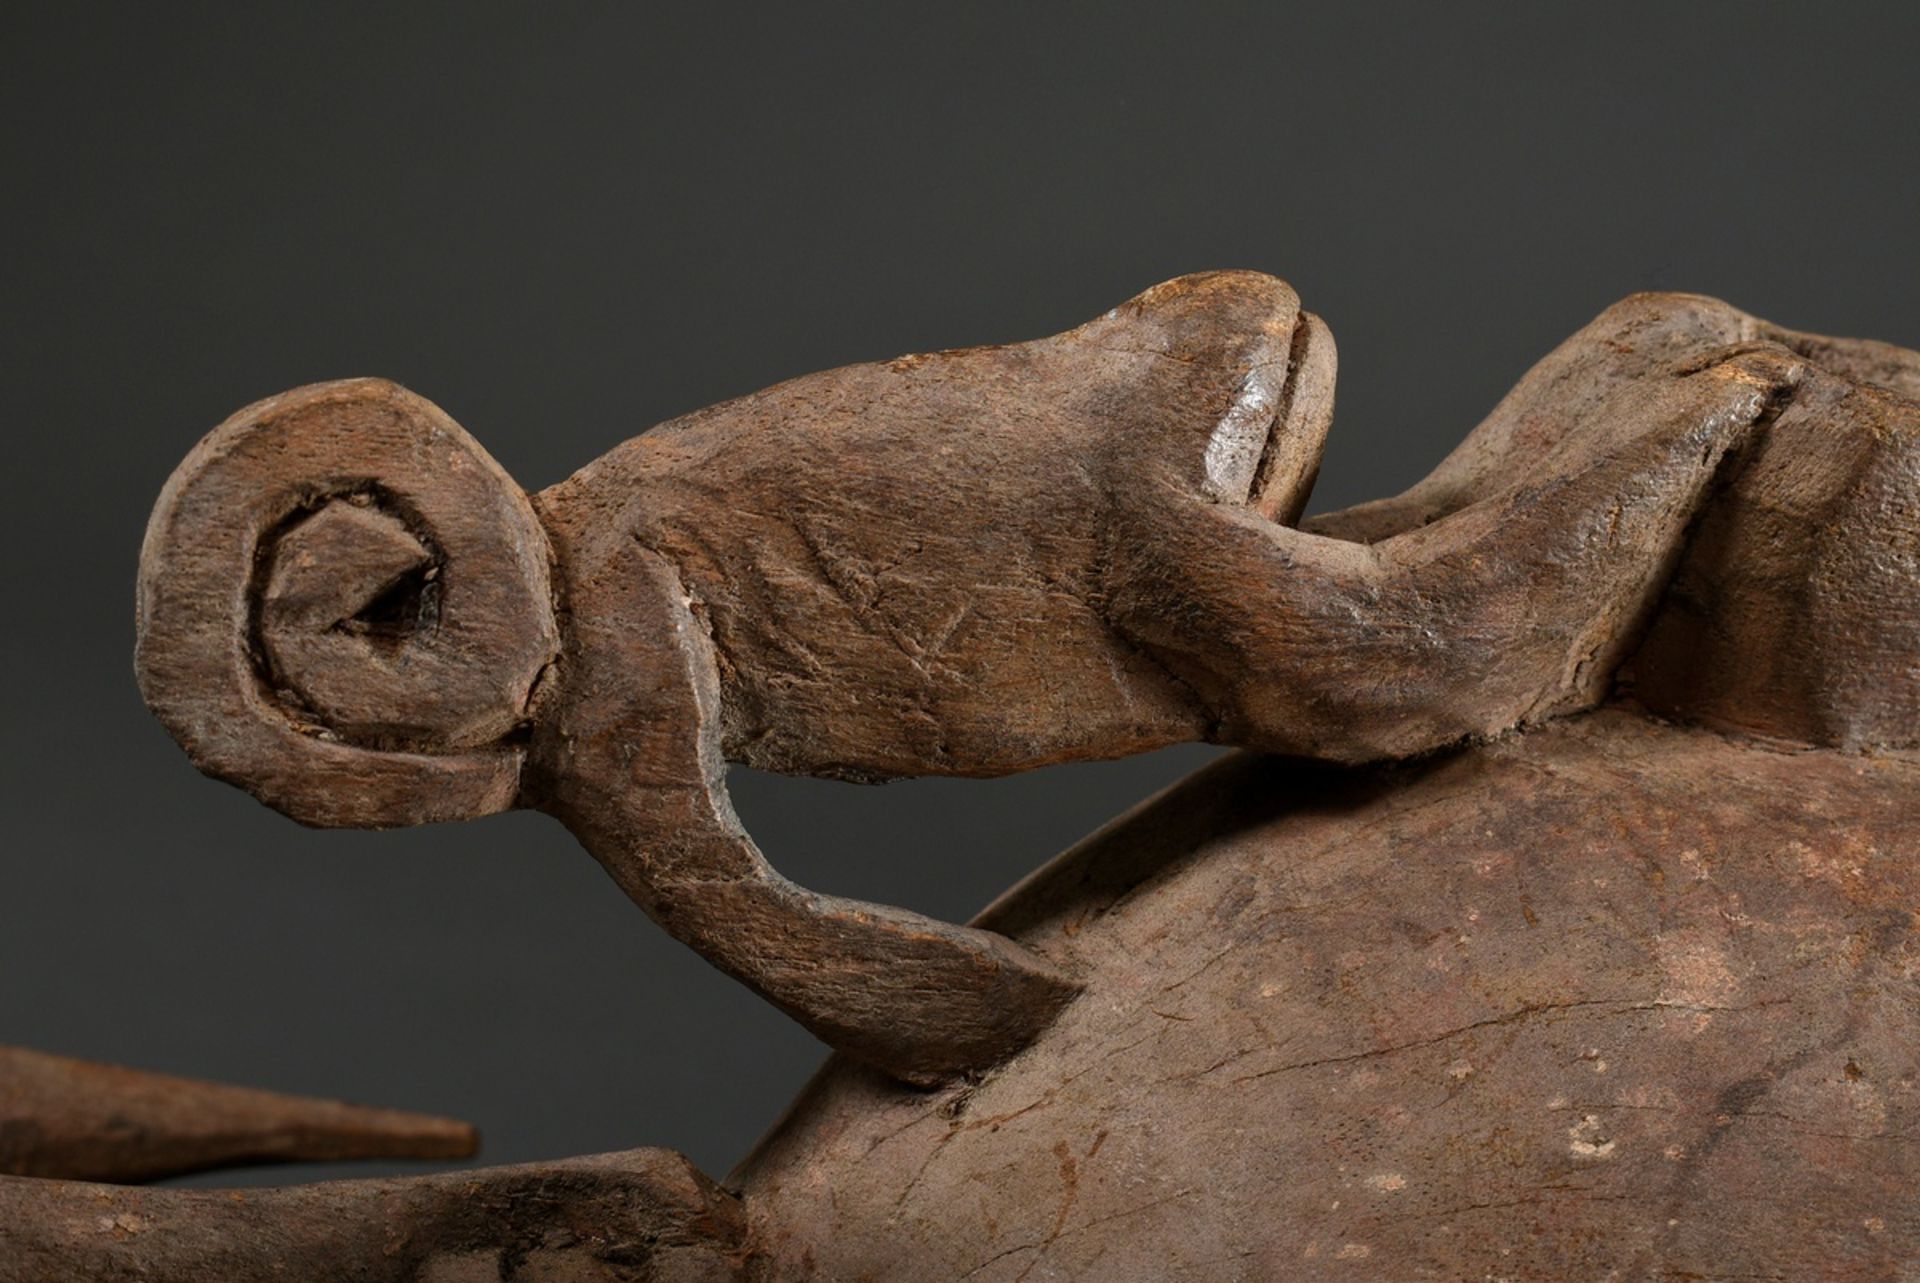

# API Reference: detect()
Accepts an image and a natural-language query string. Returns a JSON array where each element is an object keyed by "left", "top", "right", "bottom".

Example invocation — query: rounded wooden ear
[{"left": 136, "top": 378, "right": 559, "bottom": 828}]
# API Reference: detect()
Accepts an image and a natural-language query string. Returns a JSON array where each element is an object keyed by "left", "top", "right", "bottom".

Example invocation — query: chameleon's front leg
[
  {"left": 1108, "top": 334, "right": 1806, "bottom": 762},
  {"left": 527, "top": 540, "right": 1078, "bottom": 1085}
]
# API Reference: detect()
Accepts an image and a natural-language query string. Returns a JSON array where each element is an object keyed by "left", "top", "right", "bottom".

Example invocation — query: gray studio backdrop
[{"left": 4, "top": 3, "right": 1916, "bottom": 1185}]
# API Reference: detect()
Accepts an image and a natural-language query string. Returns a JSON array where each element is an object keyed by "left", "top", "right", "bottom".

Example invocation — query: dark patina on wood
[
  {"left": 0, "top": 1045, "right": 475, "bottom": 1183},
  {"left": 0, "top": 1147, "right": 744, "bottom": 1282},
  {"left": 131, "top": 272, "right": 1902, "bottom": 1087},
  {"left": 3, "top": 272, "right": 1914, "bottom": 1279}
]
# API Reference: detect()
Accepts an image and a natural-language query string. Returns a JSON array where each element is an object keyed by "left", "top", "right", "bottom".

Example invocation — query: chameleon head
[{"left": 135, "top": 378, "right": 559, "bottom": 828}]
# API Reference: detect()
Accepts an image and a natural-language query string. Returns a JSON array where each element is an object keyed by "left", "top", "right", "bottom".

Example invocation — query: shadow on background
[{"left": 2, "top": 2, "right": 1914, "bottom": 1182}]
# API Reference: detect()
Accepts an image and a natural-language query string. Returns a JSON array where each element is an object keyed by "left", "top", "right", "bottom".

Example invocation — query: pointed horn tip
[
  {"left": 1, "top": 1045, "right": 481, "bottom": 1176},
  {"left": 331, "top": 1105, "right": 481, "bottom": 1161},
  {"left": 211, "top": 1092, "right": 483, "bottom": 1164}
]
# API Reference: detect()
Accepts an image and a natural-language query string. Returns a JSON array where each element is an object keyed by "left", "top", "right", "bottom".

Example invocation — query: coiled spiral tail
[{"left": 136, "top": 378, "right": 558, "bottom": 827}]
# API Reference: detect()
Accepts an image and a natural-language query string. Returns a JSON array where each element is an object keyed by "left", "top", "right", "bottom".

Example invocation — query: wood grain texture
[
  {"left": 734, "top": 710, "right": 1920, "bottom": 1281},
  {"left": 135, "top": 379, "right": 558, "bottom": 829},
  {"left": 12, "top": 710, "right": 1913, "bottom": 1279},
  {"left": 0, "top": 1045, "right": 475, "bottom": 1183},
  {"left": 0, "top": 1149, "right": 743, "bottom": 1282},
  {"left": 132, "top": 272, "right": 1911, "bottom": 1087},
  {"left": 0, "top": 273, "right": 1905, "bottom": 1277}
]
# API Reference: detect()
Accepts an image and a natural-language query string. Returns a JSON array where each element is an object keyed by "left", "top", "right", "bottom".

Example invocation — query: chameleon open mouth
[{"left": 1246, "top": 309, "right": 1336, "bottom": 526}]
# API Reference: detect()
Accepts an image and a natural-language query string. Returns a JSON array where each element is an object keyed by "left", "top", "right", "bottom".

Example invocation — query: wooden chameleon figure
[{"left": 138, "top": 270, "right": 1859, "bottom": 1084}]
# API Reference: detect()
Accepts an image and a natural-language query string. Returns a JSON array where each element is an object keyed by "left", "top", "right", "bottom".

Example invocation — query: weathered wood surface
[
  {"left": 8, "top": 711, "right": 1915, "bottom": 1280},
  {"left": 1317, "top": 289, "right": 1920, "bottom": 755},
  {"left": 133, "top": 272, "right": 1914, "bottom": 1085},
  {"left": 2, "top": 273, "right": 1896, "bottom": 1278},
  {"left": 0, "top": 1045, "right": 475, "bottom": 1183},
  {"left": 734, "top": 710, "right": 1920, "bottom": 1280},
  {"left": 0, "top": 1148, "right": 744, "bottom": 1282}
]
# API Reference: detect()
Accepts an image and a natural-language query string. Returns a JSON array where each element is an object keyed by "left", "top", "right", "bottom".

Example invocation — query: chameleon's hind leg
[{"left": 529, "top": 540, "right": 1077, "bottom": 1085}]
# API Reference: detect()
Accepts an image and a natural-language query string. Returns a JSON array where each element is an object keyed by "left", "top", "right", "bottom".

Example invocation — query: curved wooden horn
[
  {"left": 135, "top": 379, "right": 558, "bottom": 828},
  {"left": 0, "top": 1044, "right": 476, "bottom": 1183}
]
